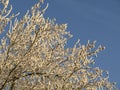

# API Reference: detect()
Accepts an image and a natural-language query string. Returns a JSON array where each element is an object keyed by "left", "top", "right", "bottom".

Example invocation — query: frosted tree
[{"left": 0, "top": 0, "right": 118, "bottom": 90}]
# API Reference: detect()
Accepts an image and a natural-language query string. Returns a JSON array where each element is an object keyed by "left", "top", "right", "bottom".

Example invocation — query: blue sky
[{"left": 9, "top": 0, "right": 120, "bottom": 88}]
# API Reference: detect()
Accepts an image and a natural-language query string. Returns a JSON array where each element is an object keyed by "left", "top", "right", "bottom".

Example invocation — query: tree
[{"left": 0, "top": 0, "right": 118, "bottom": 90}]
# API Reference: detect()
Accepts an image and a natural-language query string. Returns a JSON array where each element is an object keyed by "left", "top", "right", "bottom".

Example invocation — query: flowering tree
[{"left": 0, "top": 0, "right": 118, "bottom": 90}]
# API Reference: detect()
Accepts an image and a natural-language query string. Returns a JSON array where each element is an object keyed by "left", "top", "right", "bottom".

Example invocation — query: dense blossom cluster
[{"left": 0, "top": 0, "right": 118, "bottom": 90}]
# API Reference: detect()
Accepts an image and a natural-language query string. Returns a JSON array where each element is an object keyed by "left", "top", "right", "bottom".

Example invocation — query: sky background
[{"left": 9, "top": 0, "right": 120, "bottom": 88}]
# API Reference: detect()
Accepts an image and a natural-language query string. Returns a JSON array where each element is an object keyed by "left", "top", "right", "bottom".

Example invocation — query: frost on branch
[{"left": 0, "top": 0, "right": 118, "bottom": 90}]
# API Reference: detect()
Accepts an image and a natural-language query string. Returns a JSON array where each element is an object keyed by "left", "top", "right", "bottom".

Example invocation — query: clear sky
[{"left": 9, "top": 0, "right": 120, "bottom": 88}]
